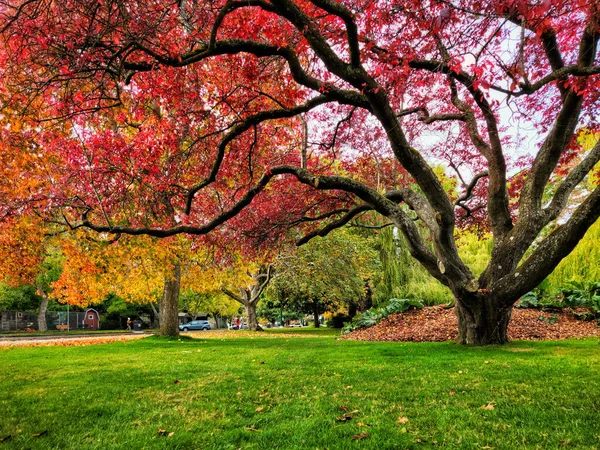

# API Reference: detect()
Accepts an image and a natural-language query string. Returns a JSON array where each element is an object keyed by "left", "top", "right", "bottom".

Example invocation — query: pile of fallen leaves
[
  {"left": 0, "top": 334, "right": 147, "bottom": 348},
  {"left": 341, "top": 306, "right": 599, "bottom": 342}
]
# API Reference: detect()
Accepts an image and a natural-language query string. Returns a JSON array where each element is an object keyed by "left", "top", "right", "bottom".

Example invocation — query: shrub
[
  {"left": 516, "top": 281, "right": 600, "bottom": 322},
  {"left": 327, "top": 313, "right": 350, "bottom": 329},
  {"left": 516, "top": 291, "right": 539, "bottom": 309},
  {"left": 99, "top": 313, "right": 122, "bottom": 330},
  {"left": 560, "top": 281, "right": 600, "bottom": 309},
  {"left": 342, "top": 298, "right": 424, "bottom": 334}
]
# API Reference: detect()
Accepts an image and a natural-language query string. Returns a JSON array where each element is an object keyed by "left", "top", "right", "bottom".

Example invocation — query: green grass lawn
[{"left": 0, "top": 335, "right": 599, "bottom": 450}]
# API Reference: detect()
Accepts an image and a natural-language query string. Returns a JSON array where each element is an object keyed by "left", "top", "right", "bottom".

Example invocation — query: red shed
[{"left": 84, "top": 308, "right": 100, "bottom": 330}]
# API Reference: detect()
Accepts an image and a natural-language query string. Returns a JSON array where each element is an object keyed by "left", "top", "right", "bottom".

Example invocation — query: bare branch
[
  {"left": 307, "top": 0, "right": 361, "bottom": 67},
  {"left": 296, "top": 204, "right": 372, "bottom": 245},
  {"left": 421, "top": 113, "right": 466, "bottom": 124},
  {"left": 519, "top": 15, "right": 600, "bottom": 221},
  {"left": 184, "top": 95, "right": 332, "bottom": 215},
  {"left": 496, "top": 184, "right": 600, "bottom": 304},
  {"left": 455, "top": 171, "right": 489, "bottom": 206},
  {"left": 221, "top": 287, "right": 244, "bottom": 303},
  {"left": 544, "top": 138, "right": 600, "bottom": 222},
  {"left": 349, "top": 221, "right": 395, "bottom": 230}
]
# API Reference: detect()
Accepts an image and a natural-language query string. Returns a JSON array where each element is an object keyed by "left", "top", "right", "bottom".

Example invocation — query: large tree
[
  {"left": 221, "top": 264, "right": 273, "bottom": 331},
  {"left": 268, "top": 228, "right": 379, "bottom": 327},
  {"left": 1, "top": 1, "right": 600, "bottom": 344},
  {"left": 54, "top": 232, "right": 222, "bottom": 336}
]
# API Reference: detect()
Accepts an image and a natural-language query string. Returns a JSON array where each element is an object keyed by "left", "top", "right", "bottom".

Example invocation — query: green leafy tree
[
  {"left": 268, "top": 229, "right": 379, "bottom": 327},
  {"left": 179, "top": 289, "right": 239, "bottom": 328}
]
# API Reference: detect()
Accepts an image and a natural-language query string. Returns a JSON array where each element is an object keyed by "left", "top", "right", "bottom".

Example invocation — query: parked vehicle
[{"left": 179, "top": 320, "right": 211, "bottom": 331}]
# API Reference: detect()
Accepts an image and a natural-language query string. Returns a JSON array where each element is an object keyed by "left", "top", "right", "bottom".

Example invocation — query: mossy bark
[{"left": 455, "top": 296, "right": 511, "bottom": 345}]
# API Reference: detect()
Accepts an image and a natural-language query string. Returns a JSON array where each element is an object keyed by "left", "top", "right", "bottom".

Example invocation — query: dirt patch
[{"left": 341, "top": 306, "right": 599, "bottom": 342}]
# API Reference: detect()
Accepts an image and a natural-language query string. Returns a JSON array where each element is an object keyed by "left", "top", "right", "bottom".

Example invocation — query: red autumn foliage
[
  {"left": 2, "top": 0, "right": 600, "bottom": 344},
  {"left": 341, "top": 306, "right": 600, "bottom": 342}
]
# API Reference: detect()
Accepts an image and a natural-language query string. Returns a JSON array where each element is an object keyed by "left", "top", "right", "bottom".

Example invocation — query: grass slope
[{"left": 1, "top": 334, "right": 599, "bottom": 449}]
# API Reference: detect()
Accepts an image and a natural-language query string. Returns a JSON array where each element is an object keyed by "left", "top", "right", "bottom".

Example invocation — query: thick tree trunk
[
  {"left": 246, "top": 302, "right": 262, "bottom": 331},
  {"left": 455, "top": 296, "right": 512, "bottom": 345},
  {"left": 313, "top": 302, "right": 320, "bottom": 328},
  {"left": 160, "top": 264, "right": 181, "bottom": 337},
  {"left": 36, "top": 289, "right": 49, "bottom": 332}
]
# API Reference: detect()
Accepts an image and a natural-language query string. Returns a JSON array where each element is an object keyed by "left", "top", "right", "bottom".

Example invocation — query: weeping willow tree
[
  {"left": 374, "top": 226, "right": 494, "bottom": 306},
  {"left": 546, "top": 219, "right": 600, "bottom": 288},
  {"left": 544, "top": 132, "right": 600, "bottom": 290},
  {"left": 373, "top": 227, "right": 450, "bottom": 305}
]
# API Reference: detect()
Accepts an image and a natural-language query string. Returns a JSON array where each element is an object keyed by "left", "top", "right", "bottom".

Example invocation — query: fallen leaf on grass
[
  {"left": 173, "top": 380, "right": 180, "bottom": 384},
  {"left": 449, "top": 392, "right": 456, "bottom": 396},
  {"left": 357, "top": 422, "right": 370, "bottom": 428},
  {"left": 336, "top": 407, "right": 359, "bottom": 422},
  {"left": 157, "top": 429, "right": 174, "bottom": 437},
  {"left": 244, "top": 426, "right": 260, "bottom": 432},
  {"left": 481, "top": 403, "right": 495, "bottom": 410},
  {"left": 0, "top": 435, "right": 12, "bottom": 443},
  {"left": 397, "top": 416, "right": 409, "bottom": 424},
  {"left": 255, "top": 406, "right": 264, "bottom": 412},
  {"left": 336, "top": 415, "right": 352, "bottom": 423},
  {"left": 32, "top": 431, "right": 48, "bottom": 438},
  {"left": 353, "top": 431, "right": 370, "bottom": 441}
]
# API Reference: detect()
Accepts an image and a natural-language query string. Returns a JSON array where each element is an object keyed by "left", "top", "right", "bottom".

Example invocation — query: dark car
[{"left": 179, "top": 320, "right": 211, "bottom": 331}]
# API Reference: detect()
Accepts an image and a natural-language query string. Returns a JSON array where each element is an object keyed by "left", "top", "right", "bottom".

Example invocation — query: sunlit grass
[{"left": 1, "top": 335, "right": 599, "bottom": 449}]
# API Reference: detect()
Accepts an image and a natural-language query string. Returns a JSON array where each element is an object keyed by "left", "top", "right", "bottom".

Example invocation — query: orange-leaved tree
[{"left": 0, "top": 216, "right": 61, "bottom": 331}]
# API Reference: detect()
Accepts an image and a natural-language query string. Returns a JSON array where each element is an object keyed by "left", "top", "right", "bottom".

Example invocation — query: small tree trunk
[
  {"left": 313, "top": 302, "right": 320, "bottom": 328},
  {"left": 246, "top": 302, "right": 261, "bottom": 331},
  {"left": 150, "top": 302, "right": 160, "bottom": 328},
  {"left": 361, "top": 282, "right": 373, "bottom": 312},
  {"left": 160, "top": 264, "right": 181, "bottom": 337},
  {"left": 36, "top": 289, "right": 49, "bottom": 332},
  {"left": 348, "top": 301, "right": 358, "bottom": 319},
  {"left": 455, "top": 296, "right": 512, "bottom": 345}
]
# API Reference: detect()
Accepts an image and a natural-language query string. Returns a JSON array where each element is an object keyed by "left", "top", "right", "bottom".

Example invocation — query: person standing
[{"left": 126, "top": 317, "right": 132, "bottom": 331}]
